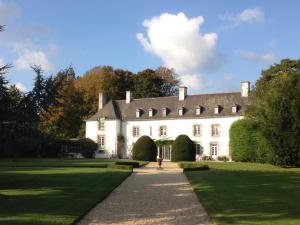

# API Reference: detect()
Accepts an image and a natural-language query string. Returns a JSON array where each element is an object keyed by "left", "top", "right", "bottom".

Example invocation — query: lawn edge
[
  {"left": 71, "top": 169, "right": 133, "bottom": 225},
  {"left": 183, "top": 170, "right": 216, "bottom": 225}
]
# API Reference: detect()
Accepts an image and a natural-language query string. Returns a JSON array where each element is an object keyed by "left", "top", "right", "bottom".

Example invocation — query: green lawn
[
  {"left": 184, "top": 162, "right": 300, "bottom": 225},
  {"left": 0, "top": 159, "right": 137, "bottom": 225},
  {"left": 0, "top": 158, "right": 148, "bottom": 167}
]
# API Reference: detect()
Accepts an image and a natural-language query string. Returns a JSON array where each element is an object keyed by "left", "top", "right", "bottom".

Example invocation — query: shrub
[
  {"left": 171, "top": 135, "right": 196, "bottom": 162},
  {"left": 115, "top": 161, "right": 140, "bottom": 168},
  {"left": 217, "top": 156, "right": 229, "bottom": 162},
  {"left": 230, "top": 119, "right": 272, "bottom": 163},
  {"left": 78, "top": 138, "right": 97, "bottom": 158},
  {"left": 178, "top": 162, "right": 209, "bottom": 171},
  {"left": 132, "top": 136, "right": 157, "bottom": 161}
]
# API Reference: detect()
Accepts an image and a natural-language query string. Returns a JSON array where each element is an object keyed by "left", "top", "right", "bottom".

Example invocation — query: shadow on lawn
[
  {"left": 0, "top": 168, "right": 130, "bottom": 225},
  {"left": 186, "top": 169, "right": 300, "bottom": 225}
]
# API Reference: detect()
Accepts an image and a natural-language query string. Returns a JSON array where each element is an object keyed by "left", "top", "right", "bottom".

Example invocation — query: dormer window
[
  {"left": 162, "top": 107, "right": 167, "bottom": 117},
  {"left": 196, "top": 105, "right": 202, "bottom": 115},
  {"left": 136, "top": 109, "right": 141, "bottom": 118},
  {"left": 149, "top": 108, "right": 153, "bottom": 117},
  {"left": 232, "top": 104, "right": 237, "bottom": 114},
  {"left": 178, "top": 107, "right": 184, "bottom": 116},
  {"left": 214, "top": 105, "right": 220, "bottom": 114}
]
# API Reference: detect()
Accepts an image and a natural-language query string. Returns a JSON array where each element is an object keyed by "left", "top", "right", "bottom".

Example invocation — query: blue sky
[{"left": 0, "top": 0, "right": 299, "bottom": 94}]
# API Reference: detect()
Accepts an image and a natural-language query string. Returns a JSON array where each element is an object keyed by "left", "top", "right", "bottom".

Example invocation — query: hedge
[
  {"left": 230, "top": 119, "right": 272, "bottom": 163},
  {"left": 132, "top": 136, "right": 157, "bottom": 161},
  {"left": 171, "top": 135, "right": 196, "bottom": 162},
  {"left": 115, "top": 161, "right": 140, "bottom": 168}
]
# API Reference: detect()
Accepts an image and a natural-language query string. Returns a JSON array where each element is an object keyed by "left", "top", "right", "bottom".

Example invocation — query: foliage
[
  {"left": 171, "top": 135, "right": 196, "bottom": 162},
  {"left": 154, "top": 139, "right": 174, "bottom": 147},
  {"left": 247, "top": 59, "right": 300, "bottom": 166},
  {"left": 230, "top": 119, "right": 271, "bottom": 163},
  {"left": 132, "top": 135, "right": 157, "bottom": 161},
  {"left": 179, "top": 162, "right": 209, "bottom": 171},
  {"left": 115, "top": 161, "right": 140, "bottom": 168}
]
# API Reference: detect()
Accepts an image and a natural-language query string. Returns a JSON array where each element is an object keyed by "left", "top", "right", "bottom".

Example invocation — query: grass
[
  {"left": 0, "top": 158, "right": 148, "bottom": 167},
  {"left": 0, "top": 158, "right": 140, "bottom": 225},
  {"left": 184, "top": 162, "right": 300, "bottom": 225}
]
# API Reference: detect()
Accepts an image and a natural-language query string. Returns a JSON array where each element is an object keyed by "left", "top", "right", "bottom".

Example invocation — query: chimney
[
  {"left": 241, "top": 81, "right": 250, "bottom": 97},
  {"left": 179, "top": 86, "right": 187, "bottom": 101},
  {"left": 126, "top": 91, "right": 132, "bottom": 104},
  {"left": 98, "top": 92, "right": 107, "bottom": 110}
]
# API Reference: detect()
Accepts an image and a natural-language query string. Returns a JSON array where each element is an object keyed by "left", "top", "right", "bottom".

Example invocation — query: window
[
  {"left": 159, "top": 126, "right": 167, "bottom": 137},
  {"left": 210, "top": 143, "right": 218, "bottom": 157},
  {"left": 195, "top": 144, "right": 203, "bottom": 155},
  {"left": 211, "top": 124, "right": 220, "bottom": 137},
  {"left": 196, "top": 106, "right": 201, "bottom": 115},
  {"left": 162, "top": 107, "right": 167, "bottom": 117},
  {"left": 132, "top": 126, "right": 140, "bottom": 137},
  {"left": 98, "top": 119, "right": 105, "bottom": 130},
  {"left": 214, "top": 105, "right": 219, "bottom": 114},
  {"left": 193, "top": 125, "right": 201, "bottom": 136},
  {"left": 149, "top": 108, "right": 153, "bottom": 117},
  {"left": 136, "top": 109, "right": 141, "bottom": 118},
  {"left": 232, "top": 105, "right": 237, "bottom": 113},
  {"left": 178, "top": 107, "right": 184, "bottom": 116},
  {"left": 98, "top": 135, "right": 105, "bottom": 150},
  {"left": 149, "top": 126, "right": 152, "bottom": 136}
]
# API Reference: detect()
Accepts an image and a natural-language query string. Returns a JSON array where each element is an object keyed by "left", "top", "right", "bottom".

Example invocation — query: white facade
[
  {"left": 86, "top": 116, "right": 243, "bottom": 160},
  {"left": 85, "top": 82, "right": 250, "bottom": 160}
]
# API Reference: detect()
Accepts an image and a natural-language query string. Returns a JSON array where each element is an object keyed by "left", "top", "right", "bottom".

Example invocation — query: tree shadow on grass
[
  {"left": 186, "top": 169, "right": 300, "bottom": 225},
  {"left": 0, "top": 168, "right": 130, "bottom": 225}
]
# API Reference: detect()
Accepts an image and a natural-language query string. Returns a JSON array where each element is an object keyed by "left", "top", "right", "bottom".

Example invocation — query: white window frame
[
  {"left": 162, "top": 108, "right": 167, "bottom": 117},
  {"left": 211, "top": 124, "right": 220, "bottom": 137},
  {"left": 98, "top": 135, "right": 105, "bottom": 150},
  {"left": 149, "top": 109, "right": 153, "bottom": 117},
  {"left": 178, "top": 108, "right": 183, "bottom": 116},
  {"left": 136, "top": 109, "right": 140, "bottom": 118},
  {"left": 232, "top": 105, "right": 237, "bottom": 113},
  {"left": 196, "top": 106, "right": 201, "bottom": 115},
  {"left": 159, "top": 125, "right": 167, "bottom": 137},
  {"left": 132, "top": 126, "right": 140, "bottom": 137},
  {"left": 193, "top": 124, "right": 201, "bottom": 137},
  {"left": 214, "top": 106, "right": 219, "bottom": 114},
  {"left": 210, "top": 143, "right": 218, "bottom": 157}
]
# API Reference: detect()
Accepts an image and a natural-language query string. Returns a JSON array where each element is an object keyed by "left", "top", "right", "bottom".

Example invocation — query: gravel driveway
[{"left": 77, "top": 162, "right": 213, "bottom": 225}]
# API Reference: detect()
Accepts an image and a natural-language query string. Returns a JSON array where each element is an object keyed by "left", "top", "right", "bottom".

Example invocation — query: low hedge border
[
  {"left": 115, "top": 161, "right": 140, "bottom": 168},
  {"left": 179, "top": 163, "right": 210, "bottom": 171}
]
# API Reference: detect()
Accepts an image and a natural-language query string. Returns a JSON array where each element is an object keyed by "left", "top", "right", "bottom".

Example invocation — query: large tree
[{"left": 247, "top": 59, "right": 300, "bottom": 166}]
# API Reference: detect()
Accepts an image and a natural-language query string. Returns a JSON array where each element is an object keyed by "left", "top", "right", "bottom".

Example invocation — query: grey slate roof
[{"left": 86, "top": 92, "right": 250, "bottom": 121}]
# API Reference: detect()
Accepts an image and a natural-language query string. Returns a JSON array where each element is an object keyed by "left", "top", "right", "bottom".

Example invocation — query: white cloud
[
  {"left": 0, "top": 1, "right": 56, "bottom": 72},
  {"left": 235, "top": 49, "right": 276, "bottom": 63},
  {"left": 221, "top": 7, "right": 265, "bottom": 29},
  {"left": 14, "top": 49, "right": 53, "bottom": 71},
  {"left": 15, "top": 82, "right": 27, "bottom": 92},
  {"left": 0, "top": 58, "right": 5, "bottom": 67},
  {"left": 137, "top": 12, "right": 224, "bottom": 90}
]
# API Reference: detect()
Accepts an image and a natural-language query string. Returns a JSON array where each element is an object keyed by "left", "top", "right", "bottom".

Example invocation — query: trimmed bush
[
  {"left": 115, "top": 161, "right": 140, "bottom": 168},
  {"left": 230, "top": 119, "right": 272, "bottom": 163},
  {"left": 171, "top": 135, "right": 196, "bottom": 162},
  {"left": 132, "top": 136, "right": 157, "bottom": 161},
  {"left": 78, "top": 138, "right": 97, "bottom": 158}
]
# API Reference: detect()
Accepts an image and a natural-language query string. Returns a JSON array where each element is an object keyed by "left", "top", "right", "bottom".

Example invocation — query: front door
[
  {"left": 162, "top": 145, "right": 171, "bottom": 161},
  {"left": 211, "top": 143, "right": 218, "bottom": 160}
]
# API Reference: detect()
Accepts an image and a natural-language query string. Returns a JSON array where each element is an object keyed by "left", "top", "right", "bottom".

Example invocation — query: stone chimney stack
[
  {"left": 241, "top": 81, "right": 250, "bottom": 97},
  {"left": 98, "top": 92, "right": 107, "bottom": 110},
  {"left": 179, "top": 86, "right": 187, "bottom": 101},
  {"left": 126, "top": 91, "right": 132, "bottom": 104}
]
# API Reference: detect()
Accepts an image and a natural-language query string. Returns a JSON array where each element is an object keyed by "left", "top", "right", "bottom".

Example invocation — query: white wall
[
  {"left": 122, "top": 116, "right": 243, "bottom": 158},
  {"left": 86, "top": 120, "right": 120, "bottom": 156}
]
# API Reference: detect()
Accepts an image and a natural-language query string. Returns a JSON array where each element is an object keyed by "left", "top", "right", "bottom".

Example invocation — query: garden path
[{"left": 77, "top": 162, "right": 212, "bottom": 225}]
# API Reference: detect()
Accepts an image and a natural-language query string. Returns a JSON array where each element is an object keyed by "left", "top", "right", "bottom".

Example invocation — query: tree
[
  {"left": 155, "top": 66, "right": 179, "bottom": 96},
  {"left": 132, "top": 136, "right": 157, "bottom": 161},
  {"left": 247, "top": 59, "right": 300, "bottom": 166}
]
